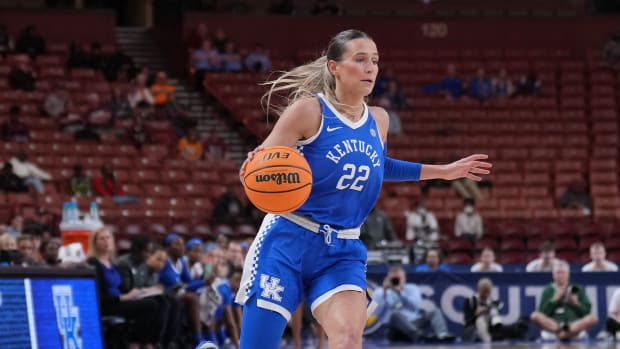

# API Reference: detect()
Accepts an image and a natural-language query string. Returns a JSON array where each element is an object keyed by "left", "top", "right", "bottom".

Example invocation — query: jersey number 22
[{"left": 336, "top": 164, "right": 370, "bottom": 191}]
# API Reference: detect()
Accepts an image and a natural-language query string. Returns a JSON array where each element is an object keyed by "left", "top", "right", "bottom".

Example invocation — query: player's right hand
[{"left": 239, "top": 146, "right": 265, "bottom": 181}]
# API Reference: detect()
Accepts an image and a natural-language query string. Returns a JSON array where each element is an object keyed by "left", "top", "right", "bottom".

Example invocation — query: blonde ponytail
[{"left": 262, "top": 56, "right": 338, "bottom": 117}]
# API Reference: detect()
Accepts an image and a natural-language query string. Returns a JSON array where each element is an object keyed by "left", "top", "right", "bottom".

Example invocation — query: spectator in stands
[
  {"left": 185, "top": 238, "right": 205, "bottom": 279},
  {"left": 372, "top": 68, "right": 397, "bottom": 97},
  {"left": 212, "top": 28, "right": 230, "bottom": 54},
  {"left": 10, "top": 151, "right": 51, "bottom": 194},
  {"left": 7, "top": 215, "right": 23, "bottom": 236},
  {"left": 0, "top": 232, "right": 17, "bottom": 250},
  {"left": 87, "top": 227, "right": 162, "bottom": 349},
  {"left": 312, "top": 0, "right": 341, "bottom": 15},
  {"left": 186, "top": 22, "right": 210, "bottom": 51},
  {"left": 93, "top": 162, "right": 125, "bottom": 197},
  {"left": 68, "top": 164, "right": 92, "bottom": 197},
  {"left": 531, "top": 262, "right": 597, "bottom": 340},
  {"left": 559, "top": 180, "right": 592, "bottom": 216},
  {"left": 372, "top": 264, "right": 454, "bottom": 342},
  {"left": 382, "top": 80, "right": 408, "bottom": 110},
  {"left": 40, "top": 238, "right": 61, "bottom": 266},
  {"left": 212, "top": 187, "right": 246, "bottom": 225},
  {"left": 361, "top": 206, "right": 399, "bottom": 249},
  {"left": 455, "top": 199, "right": 484, "bottom": 243},
  {"left": 109, "top": 86, "right": 133, "bottom": 119},
  {"left": 379, "top": 98, "right": 403, "bottom": 135},
  {"left": 103, "top": 48, "right": 136, "bottom": 82},
  {"left": 468, "top": 68, "right": 493, "bottom": 102},
  {"left": 582, "top": 242, "right": 618, "bottom": 272},
  {"left": 178, "top": 128, "right": 204, "bottom": 161},
  {"left": 405, "top": 200, "right": 439, "bottom": 243},
  {"left": 193, "top": 39, "right": 221, "bottom": 74},
  {"left": 137, "top": 65, "right": 156, "bottom": 87},
  {"left": 0, "top": 24, "right": 14, "bottom": 57},
  {"left": 606, "top": 288, "right": 620, "bottom": 340},
  {"left": 439, "top": 63, "right": 464, "bottom": 100},
  {"left": 416, "top": 248, "right": 451, "bottom": 272},
  {"left": 270, "top": 0, "right": 297, "bottom": 14},
  {"left": 602, "top": 32, "right": 620, "bottom": 70},
  {"left": 526, "top": 241, "right": 566, "bottom": 272},
  {"left": 15, "top": 25, "right": 45, "bottom": 59},
  {"left": 128, "top": 116, "right": 152, "bottom": 150},
  {"left": 160, "top": 234, "right": 207, "bottom": 345},
  {"left": 470, "top": 247, "right": 503, "bottom": 272},
  {"left": 151, "top": 71, "right": 175, "bottom": 108},
  {"left": 128, "top": 74, "right": 155, "bottom": 111},
  {"left": 88, "top": 42, "right": 106, "bottom": 71},
  {"left": 0, "top": 162, "right": 28, "bottom": 193},
  {"left": 221, "top": 42, "right": 243, "bottom": 72},
  {"left": 1, "top": 105, "right": 30, "bottom": 142},
  {"left": 86, "top": 92, "right": 112, "bottom": 128},
  {"left": 463, "top": 278, "right": 528, "bottom": 342},
  {"left": 203, "top": 129, "right": 227, "bottom": 160},
  {"left": 244, "top": 43, "right": 272, "bottom": 73},
  {"left": 9, "top": 58, "right": 37, "bottom": 91},
  {"left": 17, "top": 234, "right": 40, "bottom": 266},
  {"left": 225, "top": 241, "right": 244, "bottom": 272},
  {"left": 515, "top": 70, "right": 541, "bottom": 97},
  {"left": 491, "top": 68, "right": 515, "bottom": 98},
  {"left": 43, "top": 81, "right": 72, "bottom": 119}
]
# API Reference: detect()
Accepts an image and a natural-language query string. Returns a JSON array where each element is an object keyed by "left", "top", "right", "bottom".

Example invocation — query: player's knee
[
  {"left": 586, "top": 314, "right": 598, "bottom": 325},
  {"left": 330, "top": 322, "right": 363, "bottom": 348},
  {"left": 530, "top": 311, "right": 542, "bottom": 322}
]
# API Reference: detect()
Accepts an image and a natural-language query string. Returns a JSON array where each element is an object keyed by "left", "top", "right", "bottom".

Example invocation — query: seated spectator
[
  {"left": 526, "top": 241, "right": 566, "bottom": 272},
  {"left": 186, "top": 22, "right": 210, "bottom": 51},
  {"left": 2, "top": 105, "right": 30, "bottom": 142},
  {"left": 0, "top": 232, "right": 17, "bottom": 250},
  {"left": 93, "top": 163, "right": 125, "bottom": 197},
  {"left": 212, "top": 28, "right": 230, "bottom": 54},
  {"left": 312, "top": 0, "right": 340, "bottom": 15},
  {"left": 463, "top": 278, "right": 528, "bottom": 342},
  {"left": 0, "top": 24, "right": 14, "bottom": 57},
  {"left": 88, "top": 42, "right": 106, "bottom": 71},
  {"left": 515, "top": 70, "right": 541, "bottom": 97},
  {"left": 415, "top": 248, "right": 451, "bottom": 272},
  {"left": 468, "top": 68, "right": 493, "bottom": 102},
  {"left": 103, "top": 49, "right": 136, "bottom": 82},
  {"left": 128, "top": 116, "right": 152, "bottom": 150},
  {"left": 137, "top": 65, "right": 156, "bottom": 87},
  {"left": 581, "top": 242, "right": 618, "bottom": 272},
  {"left": 530, "top": 262, "right": 597, "bottom": 340},
  {"left": 606, "top": 288, "right": 620, "bottom": 340},
  {"left": 603, "top": 32, "right": 620, "bottom": 70},
  {"left": 17, "top": 234, "right": 40, "bottom": 266},
  {"left": 203, "top": 129, "right": 227, "bottom": 160},
  {"left": 15, "top": 25, "right": 45, "bottom": 59},
  {"left": 85, "top": 92, "right": 112, "bottom": 127},
  {"left": 151, "top": 71, "right": 176, "bottom": 107},
  {"left": 9, "top": 58, "right": 37, "bottom": 91},
  {"left": 66, "top": 42, "right": 91, "bottom": 69},
  {"left": 10, "top": 151, "right": 52, "bottom": 194},
  {"left": 372, "top": 264, "right": 454, "bottom": 342},
  {"left": 212, "top": 188, "right": 246, "bottom": 225},
  {"left": 185, "top": 239, "right": 205, "bottom": 279},
  {"left": 491, "top": 68, "right": 514, "bottom": 98},
  {"left": 372, "top": 68, "right": 397, "bottom": 97},
  {"left": 361, "top": 206, "right": 399, "bottom": 249},
  {"left": 0, "top": 162, "right": 28, "bottom": 193},
  {"left": 178, "top": 128, "right": 204, "bottom": 161},
  {"left": 86, "top": 227, "right": 162, "bottom": 348},
  {"left": 405, "top": 200, "right": 439, "bottom": 243},
  {"left": 39, "top": 238, "right": 61, "bottom": 266},
  {"left": 128, "top": 74, "right": 155, "bottom": 110},
  {"left": 244, "top": 43, "right": 272, "bottom": 73},
  {"left": 470, "top": 247, "right": 503, "bottom": 272},
  {"left": 68, "top": 164, "right": 92, "bottom": 197},
  {"left": 43, "top": 82, "right": 72, "bottom": 119},
  {"left": 454, "top": 199, "right": 484, "bottom": 243},
  {"left": 109, "top": 87, "right": 133, "bottom": 119},
  {"left": 559, "top": 181, "right": 592, "bottom": 216},
  {"left": 439, "top": 63, "right": 464, "bottom": 100},
  {"left": 7, "top": 215, "right": 23, "bottom": 236},
  {"left": 192, "top": 39, "right": 221, "bottom": 79},
  {"left": 382, "top": 80, "right": 408, "bottom": 110},
  {"left": 225, "top": 241, "right": 244, "bottom": 272},
  {"left": 221, "top": 42, "right": 243, "bottom": 72},
  {"left": 160, "top": 234, "right": 207, "bottom": 345}
]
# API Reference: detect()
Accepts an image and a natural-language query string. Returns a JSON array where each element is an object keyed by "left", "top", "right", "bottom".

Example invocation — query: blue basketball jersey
[{"left": 294, "top": 93, "right": 385, "bottom": 228}]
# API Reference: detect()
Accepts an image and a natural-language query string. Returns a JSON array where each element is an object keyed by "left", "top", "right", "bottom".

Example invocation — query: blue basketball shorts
[{"left": 234, "top": 214, "right": 368, "bottom": 321}]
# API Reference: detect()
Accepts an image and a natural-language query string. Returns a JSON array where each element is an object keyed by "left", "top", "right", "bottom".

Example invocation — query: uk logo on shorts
[{"left": 259, "top": 274, "right": 284, "bottom": 302}]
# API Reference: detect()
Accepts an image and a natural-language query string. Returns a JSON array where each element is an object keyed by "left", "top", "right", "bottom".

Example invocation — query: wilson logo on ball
[{"left": 255, "top": 172, "right": 301, "bottom": 185}]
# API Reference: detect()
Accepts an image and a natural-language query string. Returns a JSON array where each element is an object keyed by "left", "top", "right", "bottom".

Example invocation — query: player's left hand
[{"left": 444, "top": 154, "right": 492, "bottom": 181}]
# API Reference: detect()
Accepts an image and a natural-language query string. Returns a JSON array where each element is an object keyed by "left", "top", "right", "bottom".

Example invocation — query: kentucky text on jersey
[{"left": 325, "top": 139, "right": 381, "bottom": 168}]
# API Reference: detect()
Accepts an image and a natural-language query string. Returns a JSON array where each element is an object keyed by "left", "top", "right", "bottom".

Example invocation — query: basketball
[{"left": 242, "top": 146, "right": 313, "bottom": 214}]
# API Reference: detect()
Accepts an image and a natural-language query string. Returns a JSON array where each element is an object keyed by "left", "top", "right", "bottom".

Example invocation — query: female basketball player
[{"left": 236, "top": 29, "right": 491, "bottom": 349}]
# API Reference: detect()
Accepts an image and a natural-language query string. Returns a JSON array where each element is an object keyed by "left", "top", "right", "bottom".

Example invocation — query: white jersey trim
[
  {"left": 310, "top": 284, "right": 364, "bottom": 313},
  {"left": 257, "top": 299, "right": 292, "bottom": 321},
  {"left": 317, "top": 93, "right": 368, "bottom": 129}
]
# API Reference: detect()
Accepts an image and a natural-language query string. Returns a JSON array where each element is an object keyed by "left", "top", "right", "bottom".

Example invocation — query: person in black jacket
[
  {"left": 86, "top": 227, "right": 162, "bottom": 349},
  {"left": 0, "top": 162, "right": 28, "bottom": 193}
]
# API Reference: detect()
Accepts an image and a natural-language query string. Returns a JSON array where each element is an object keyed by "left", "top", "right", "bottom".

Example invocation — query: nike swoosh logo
[{"left": 326, "top": 126, "right": 343, "bottom": 132}]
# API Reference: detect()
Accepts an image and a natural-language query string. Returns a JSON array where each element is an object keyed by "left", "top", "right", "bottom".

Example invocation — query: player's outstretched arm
[{"left": 420, "top": 154, "right": 492, "bottom": 181}]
